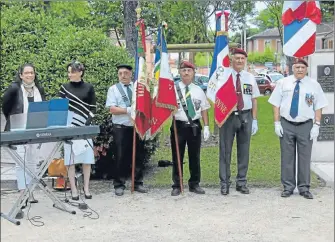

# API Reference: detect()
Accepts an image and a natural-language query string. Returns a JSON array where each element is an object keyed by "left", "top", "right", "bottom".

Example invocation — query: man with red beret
[
  {"left": 170, "top": 60, "right": 210, "bottom": 196},
  {"left": 219, "top": 48, "right": 260, "bottom": 196},
  {"left": 268, "top": 58, "right": 328, "bottom": 199}
]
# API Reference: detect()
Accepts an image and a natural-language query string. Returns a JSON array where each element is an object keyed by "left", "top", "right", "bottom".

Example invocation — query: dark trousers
[
  {"left": 170, "top": 119, "right": 202, "bottom": 189},
  {"left": 219, "top": 110, "right": 252, "bottom": 187},
  {"left": 280, "top": 118, "right": 313, "bottom": 193},
  {"left": 112, "top": 125, "right": 145, "bottom": 189}
]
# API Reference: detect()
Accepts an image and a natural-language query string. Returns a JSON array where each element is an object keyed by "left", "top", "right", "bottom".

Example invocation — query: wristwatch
[{"left": 314, "top": 121, "right": 320, "bottom": 126}]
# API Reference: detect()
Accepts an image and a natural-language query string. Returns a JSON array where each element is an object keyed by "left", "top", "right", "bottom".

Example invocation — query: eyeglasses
[
  {"left": 22, "top": 71, "right": 35, "bottom": 75},
  {"left": 180, "top": 68, "right": 193, "bottom": 73}
]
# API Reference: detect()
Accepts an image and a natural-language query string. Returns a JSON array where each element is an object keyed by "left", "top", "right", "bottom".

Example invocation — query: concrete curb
[{"left": 311, "top": 162, "right": 334, "bottom": 189}]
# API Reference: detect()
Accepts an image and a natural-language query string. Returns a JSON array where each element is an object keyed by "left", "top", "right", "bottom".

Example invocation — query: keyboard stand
[{"left": 1, "top": 142, "right": 76, "bottom": 225}]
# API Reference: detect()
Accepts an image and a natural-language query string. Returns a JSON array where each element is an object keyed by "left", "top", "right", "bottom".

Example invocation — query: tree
[
  {"left": 252, "top": 1, "right": 283, "bottom": 46},
  {"left": 252, "top": 1, "right": 334, "bottom": 74},
  {"left": 1, "top": 3, "right": 159, "bottom": 178},
  {"left": 230, "top": 27, "right": 262, "bottom": 47},
  {"left": 85, "top": 1, "right": 256, "bottom": 62},
  {"left": 247, "top": 46, "right": 275, "bottom": 63},
  {"left": 122, "top": 1, "right": 138, "bottom": 57},
  {"left": 320, "top": 1, "right": 335, "bottom": 23}
]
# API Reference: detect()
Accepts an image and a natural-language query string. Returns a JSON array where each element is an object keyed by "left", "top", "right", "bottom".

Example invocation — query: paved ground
[
  {"left": 1, "top": 186, "right": 334, "bottom": 242},
  {"left": 311, "top": 162, "right": 334, "bottom": 188}
]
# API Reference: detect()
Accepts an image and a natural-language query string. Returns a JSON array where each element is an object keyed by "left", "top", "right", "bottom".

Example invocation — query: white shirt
[
  {"left": 105, "top": 82, "right": 133, "bottom": 126},
  {"left": 174, "top": 82, "right": 210, "bottom": 122},
  {"left": 231, "top": 69, "right": 261, "bottom": 111},
  {"left": 268, "top": 75, "right": 328, "bottom": 122}
]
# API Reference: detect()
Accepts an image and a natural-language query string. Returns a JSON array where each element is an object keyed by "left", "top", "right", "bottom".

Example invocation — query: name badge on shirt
[
  {"left": 305, "top": 93, "right": 314, "bottom": 107},
  {"left": 243, "top": 84, "right": 253, "bottom": 95}
]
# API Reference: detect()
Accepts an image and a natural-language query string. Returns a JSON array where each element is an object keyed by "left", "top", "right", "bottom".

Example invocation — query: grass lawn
[{"left": 146, "top": 96, "right": 321, "bottom": 188}]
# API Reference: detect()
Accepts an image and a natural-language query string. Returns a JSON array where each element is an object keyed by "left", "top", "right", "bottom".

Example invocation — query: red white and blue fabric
[
  {"left": 206, "top": 10, "right": 230, "bottom": 103},
  {"left": 282, "top": 1, "right": 322, "bottom": 57},
  {"left": 206, "top": 10, "right": 237, "bottom": 127}
]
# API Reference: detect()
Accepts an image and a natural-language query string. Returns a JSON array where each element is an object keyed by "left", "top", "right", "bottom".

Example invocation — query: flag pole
[
  {"left": 131, "top": 127, "right": 136, "bottom": 193},
  {"left": 173, "top": 118, "right": 184, "bottom": 193},
  {"left": 131, "top": 6, "right": 142, "bottom": 194}
]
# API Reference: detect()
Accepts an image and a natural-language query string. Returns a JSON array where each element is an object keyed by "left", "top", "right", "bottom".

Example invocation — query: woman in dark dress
[
  {"left": 2, "top": 63, "right": 46, "bottom": 218},
  {"left": 59, "top": 61, "right": 96, "bottom": 200}
]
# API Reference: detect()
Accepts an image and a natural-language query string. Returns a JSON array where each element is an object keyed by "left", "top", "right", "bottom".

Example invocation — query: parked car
[
  {"left": 258, "top": 72, "right": 284, "bottom": 83},
  {"left": 255, "top": 76, "right": 276, "bottom": 95},
  {"left": 173, "top": 74, "right": 209, "bottom": 93}
]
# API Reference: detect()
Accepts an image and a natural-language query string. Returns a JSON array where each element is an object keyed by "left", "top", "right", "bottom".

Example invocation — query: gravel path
[{"left": 1, "top": 187, "right": 333, "bottom": 242}]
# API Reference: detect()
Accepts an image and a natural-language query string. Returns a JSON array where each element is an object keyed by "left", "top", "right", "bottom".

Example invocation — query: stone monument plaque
[
  {"left": 317, "top": 65, "right": 334, "bottom": 92},
  {"left": 317, "top": 114, "right": 334, "bottom": 141}
]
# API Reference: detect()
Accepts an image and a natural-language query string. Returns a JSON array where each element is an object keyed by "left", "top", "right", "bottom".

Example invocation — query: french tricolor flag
[
  {"left": 282, "top": 1, "right": 322, "bottom": 57},
  {"left": 206, "top": 10, "right": 237, "bottom": 127},
  {"left": 206, "top": 10, "right": 231, "bottom": 103}
]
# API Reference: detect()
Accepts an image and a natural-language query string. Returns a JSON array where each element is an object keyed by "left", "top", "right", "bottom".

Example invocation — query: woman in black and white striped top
[{"left": 59, "top": 61, "right": 96, "bottom": 200}]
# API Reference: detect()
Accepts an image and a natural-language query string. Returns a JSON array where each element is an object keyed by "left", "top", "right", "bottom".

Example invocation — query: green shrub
[
  {"left": 247, "top": 46, "right": 275, "bottom": 64},
  {"left": 1, "top": 3, "right": 158, "bottom": 177}
]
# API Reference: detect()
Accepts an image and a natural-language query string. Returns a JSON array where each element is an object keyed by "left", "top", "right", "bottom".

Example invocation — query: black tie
[{"left": 125, "top": 84, "right": 132, "bottom": 102}]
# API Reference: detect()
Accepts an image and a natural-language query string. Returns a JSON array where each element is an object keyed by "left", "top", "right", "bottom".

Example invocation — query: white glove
[
  {"left": 251, "top": 119, "right": 258, "bottom": 135},
  {"left": 310, "top": 124, "right": 320, "bottom": 140},
  {"left": 274, "top": 121, "right": 283, "bottom": 137},
  {"left": 126, "top": 107, "right": 132, "bottom": 115},
  {"left": 203, "top": 126, "right": 210, "bottom": 141}
]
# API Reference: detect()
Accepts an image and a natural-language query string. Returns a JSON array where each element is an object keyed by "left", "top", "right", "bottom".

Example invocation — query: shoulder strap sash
[{"left": 116, "top": 82, "right": 131, "bottom": 107}]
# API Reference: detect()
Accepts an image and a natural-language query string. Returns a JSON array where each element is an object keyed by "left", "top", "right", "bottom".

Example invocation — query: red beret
[
  {"left": 179, "top": 60, "right": 196, "bottom": 69},
  {"left": 294, "top": 58, "right": 308, "bottom": 67},
  {"left": 232, "top": 48, "right": 248, "bottom": 57}
]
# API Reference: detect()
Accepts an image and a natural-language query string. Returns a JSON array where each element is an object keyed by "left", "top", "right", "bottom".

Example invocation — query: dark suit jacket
[{"left": 2, "top": 82, "right": 46, "bottom": 131}]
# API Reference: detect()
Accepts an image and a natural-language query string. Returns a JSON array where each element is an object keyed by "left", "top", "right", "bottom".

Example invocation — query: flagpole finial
[{"left": 136, "top": 7, "right": 142, "bottom": 18}]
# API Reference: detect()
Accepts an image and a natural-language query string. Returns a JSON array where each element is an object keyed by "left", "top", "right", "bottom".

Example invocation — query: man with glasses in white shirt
[
  {"left": 170, "top": 61, "right": 210, "bottom": 196},
  {"left": 268, "top": 58, "right": 328, "bottom": 199},
  {"left": 219, "top": 48, "right": 260, "bottom": 196}
]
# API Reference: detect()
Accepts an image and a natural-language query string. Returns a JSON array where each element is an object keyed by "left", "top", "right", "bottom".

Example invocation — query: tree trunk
[{"left": 122, "top": 0, "right": 138, "bottom": 57}]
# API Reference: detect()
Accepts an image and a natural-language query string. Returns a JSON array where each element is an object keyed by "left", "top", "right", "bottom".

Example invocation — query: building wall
[
  {"left": 258, "top": 39, "right": 265, "bottom": 52},
  {"left": 248, "top": 37, "right": 282, "bottom": 53},
  {"left": 247, "top": 41, "right": 253, "bottom": 52}
]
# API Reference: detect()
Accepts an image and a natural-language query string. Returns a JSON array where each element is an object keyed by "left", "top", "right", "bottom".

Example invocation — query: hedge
[{"left": 1, "top": 3, "right": 159, "bottom": 178}]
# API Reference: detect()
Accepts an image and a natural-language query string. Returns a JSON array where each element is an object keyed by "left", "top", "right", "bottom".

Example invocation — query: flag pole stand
[
  {"left": 131, "top": 128, "right": 137, "bottom": 193},
  {"left": 173, "top": 118, "right": 184, "bottom": 194}
]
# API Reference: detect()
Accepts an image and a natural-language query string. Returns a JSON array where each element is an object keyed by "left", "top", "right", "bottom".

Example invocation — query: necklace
[{"left": 25, "top": 87, "right": 34, "bottom": 97}]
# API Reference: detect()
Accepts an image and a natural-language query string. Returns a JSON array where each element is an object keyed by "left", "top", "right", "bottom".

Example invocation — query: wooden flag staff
[{"left": 173, "top": 118, "right": 184, "bottom": 193}]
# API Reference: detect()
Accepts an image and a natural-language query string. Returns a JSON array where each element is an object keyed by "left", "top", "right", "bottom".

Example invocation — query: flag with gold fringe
[
  {"left": 150, "top": 22, "right": 177, "bottom": 137},
  {"left": 207, "top": 10, "right": 237, "bottom": 127},
  {"left": 131, "top": 18, "right": 151, "bottom": 139}
]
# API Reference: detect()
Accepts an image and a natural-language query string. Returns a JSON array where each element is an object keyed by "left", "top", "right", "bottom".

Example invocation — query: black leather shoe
[
  {"left": 221, "top": 186, "right": 229, "bottom": 195},
  {"left": 236, "top": 185, "right": 250, "bottom": 194},
  {"left": 134, "top": 185, "right": 148, "bottom": 193},
  {"left": 281, "top": 190, "right": 293, "bottom": 197},
  {"left": 115, "top": 188, "right": 124, "bottom": 196},
  {"left": 171, "top": 188, "right": 181, "bottom": 196},
  {"left": 29, "top": 199, "right": 38, "bottom": 204},
  {"left": 83, "top": 188, "right": 92, "bottom": 199},
  {"left": 189, "top": 186, "right": 205, "bottom": 194},
  {"left": 300, "top": 191, "right": 313, "bottom": 199}
]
